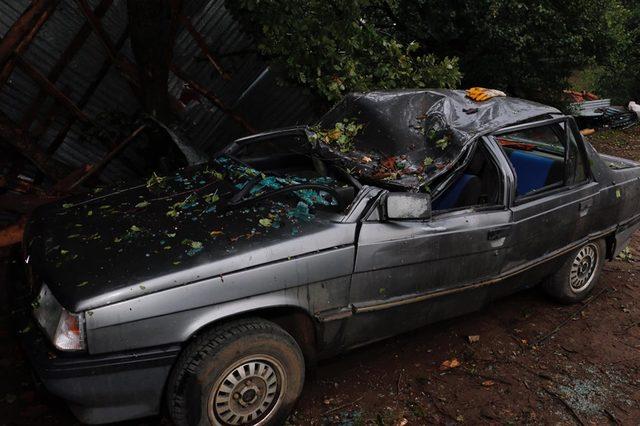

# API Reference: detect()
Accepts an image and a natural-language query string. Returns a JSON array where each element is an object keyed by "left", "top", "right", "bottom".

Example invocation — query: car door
[
  {"left": 492, "top": 117, "right": 597, "bottom": 281},
  {"left": 341, "top": 142, "right": 512, "bottom": 349}
]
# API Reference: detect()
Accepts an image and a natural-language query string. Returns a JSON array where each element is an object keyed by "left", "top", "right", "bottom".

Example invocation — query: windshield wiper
[{"left": 227, "top": 183, "right": 343, "bottom": 211}]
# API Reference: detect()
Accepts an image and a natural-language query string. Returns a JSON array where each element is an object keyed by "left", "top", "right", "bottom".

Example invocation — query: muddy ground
[{"left": 1, "top": 126, "right": 639, "bottom": 426}]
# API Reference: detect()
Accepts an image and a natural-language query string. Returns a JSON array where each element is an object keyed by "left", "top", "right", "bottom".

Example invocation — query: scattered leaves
[
  {"left": 617, "top": 246, "right": 633, "bottom": 262},
  {"left": 259, "top": 218, "right": 273, "bottom": 227},
  {"left": 182, "top": 239, "right": 203, "bottom": 249},
  {"left": 435, "top": 135, "right": 449, "bottom": 150},
  {"left": 204, "top": 192, "right": 220, "bottom": 204},
  {"left": 310, "top": 119, "right": 363, "bottom": 153},
  {"left": 135, "top": 201, "right": 150, "bottom": 208},
  {"left": 146, "top": 172, "right": 167, "bottom": 189},
  {"left": 440, "top": 358, "right": 461, "bottom": 370},
  {"left": 467, "top": 335, "right": 480, "bottom": 344}
]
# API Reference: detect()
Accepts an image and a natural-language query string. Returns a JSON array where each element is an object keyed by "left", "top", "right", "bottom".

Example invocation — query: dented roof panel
[{"left": 318, "top": 89, "right": 560, "bottom": 189}]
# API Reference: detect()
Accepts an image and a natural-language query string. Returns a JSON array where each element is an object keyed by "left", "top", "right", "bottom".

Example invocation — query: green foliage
[
  {"left": 146, "top": 172, "right": 167, "bottom": 189},
  {"left": 227, "top": 0, "right": 461, "bottom": 102},
  {"left": 228, "top": 0, "right": 633, "bottom": 105},
  {"left": 596, "top": 1, "right": 640, "bottom": 103},
  {"left": 309, "top": 119, "right": 363, "bottom": 153},
  {"left": 617, "top": 246, "right": 634, "bottom": 262},
  {"left": 384, "top": 0, "right": 618, "bottom": 103}
]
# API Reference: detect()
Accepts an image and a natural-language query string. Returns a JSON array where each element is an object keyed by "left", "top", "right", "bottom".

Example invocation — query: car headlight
[{"left": 33, "top": 284, "right": 86, "bottom": 351}]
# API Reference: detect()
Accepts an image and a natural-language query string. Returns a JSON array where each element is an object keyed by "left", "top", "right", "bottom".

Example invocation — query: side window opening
[
  {"left": 432, "top": 143, "right": 502, "bottom": 211},
  {"left": 497, "top": 124, "right": 566, "bottom": 198},
  {"left": 567, "top": 129, "right": 589, "bottom": 184}
]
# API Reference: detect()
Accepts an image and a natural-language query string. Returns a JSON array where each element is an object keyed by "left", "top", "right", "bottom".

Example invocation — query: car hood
[{"left": 24, "top": 156, "right": 353, "bottom": 312}]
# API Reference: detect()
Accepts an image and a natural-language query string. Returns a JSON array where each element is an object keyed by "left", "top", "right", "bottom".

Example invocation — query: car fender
[{"left": 84, "top": 246, "right": 354, "bottom": 354}]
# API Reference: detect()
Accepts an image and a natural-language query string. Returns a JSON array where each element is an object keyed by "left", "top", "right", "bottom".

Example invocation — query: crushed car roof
[{"left": 316, "top": 89, "right": 561, "bottom": 189}]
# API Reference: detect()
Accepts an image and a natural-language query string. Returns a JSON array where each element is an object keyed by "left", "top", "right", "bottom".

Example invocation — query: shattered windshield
[{"left": 213, "top": 156, "right": 340, "bottom": 209}]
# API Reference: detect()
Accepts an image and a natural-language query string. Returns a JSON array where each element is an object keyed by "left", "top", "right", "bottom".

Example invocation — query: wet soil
[{"left": 1, "top": 126, "right": 639, "bottom": 425}]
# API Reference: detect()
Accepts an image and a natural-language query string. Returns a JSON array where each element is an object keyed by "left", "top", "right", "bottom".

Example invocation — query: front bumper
[
  {"left": 19, "top": 322, "right": 180, "bottom": 424},
  {"left": 9, "top": 262, "right": 181, "bottom": 424}
]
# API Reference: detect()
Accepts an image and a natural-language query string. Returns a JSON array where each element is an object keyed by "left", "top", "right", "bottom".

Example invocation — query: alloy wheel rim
[
  {"left": 569, "top": 243, "right": 599, "bottom": 293},
  {"left": 208, "top": 355, "right": 286, "bottom": 425}
]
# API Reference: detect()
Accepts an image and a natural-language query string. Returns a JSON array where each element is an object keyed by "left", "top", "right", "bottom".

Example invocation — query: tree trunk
[{"left": 126, "top": 0, "right": 180, "bottom": 122}]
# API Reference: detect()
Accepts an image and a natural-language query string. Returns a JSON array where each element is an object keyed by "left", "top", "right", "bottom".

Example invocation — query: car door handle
[
  {"left": 487, "top": 226, "right": 510, "bottom": 241},
  {"left": 579, "top": 199, "right": 593, "bottom": 217}
]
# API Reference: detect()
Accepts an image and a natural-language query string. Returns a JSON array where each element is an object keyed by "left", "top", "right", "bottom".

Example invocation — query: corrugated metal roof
[{"left": 0, "top": 0, "right": 319, "bottom": 183}]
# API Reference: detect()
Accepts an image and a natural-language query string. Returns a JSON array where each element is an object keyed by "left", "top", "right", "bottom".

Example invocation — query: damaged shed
[{"left": 0, "top": 0, "right": 318, "bottom": 246}]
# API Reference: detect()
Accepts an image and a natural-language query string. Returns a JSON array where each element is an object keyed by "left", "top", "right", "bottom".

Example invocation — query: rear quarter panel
[{"left": 582, "top": 142, "right": 640, "bottom": 235}]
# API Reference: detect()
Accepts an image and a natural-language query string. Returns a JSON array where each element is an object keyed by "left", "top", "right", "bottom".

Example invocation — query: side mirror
[{"left": 385, "top": 193, "right": 431, "bottom": 220}]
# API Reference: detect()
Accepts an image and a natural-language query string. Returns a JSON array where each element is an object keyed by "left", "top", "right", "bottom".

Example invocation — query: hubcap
[
  {"left": 569, "top": 243, "right": 599, "bottom": 293},
  {"left": 209, "top": 356, "right": 285, "bottom": 425}
]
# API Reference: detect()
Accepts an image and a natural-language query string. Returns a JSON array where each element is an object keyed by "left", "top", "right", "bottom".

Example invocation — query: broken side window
[
  {"left": 432, "top": 143, "right": 502, "bottom": 211},
  {"left": 497, "top": 124, "right": 566, "bottom": 198}
]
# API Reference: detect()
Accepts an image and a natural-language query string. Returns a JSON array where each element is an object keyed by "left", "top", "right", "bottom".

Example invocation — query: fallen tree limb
[
  {"left": 532, "top": 286, "right": 610, "bottom": 347},
  {"left": 0, "top": 193, "right": 59, "bottom": 213},
  {"left": 544, "top": 387, "right": 585, "bottom": 426},
  {"left": 322, "top": 396, "right": 363, "bottom": 416},
  {"left": 0, "top": 218, "right": 26, "bottom": 248}
]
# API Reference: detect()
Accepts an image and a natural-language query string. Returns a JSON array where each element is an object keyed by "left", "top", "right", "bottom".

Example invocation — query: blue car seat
[
  {"left": 432, "top": 151, "right": 484, "bottom": 210},
  {"left": 508, "top": 150, "right": 563, "bottom": 196},
  {"left": 432, "top": 174, "right": 481, "bottom": 210}
]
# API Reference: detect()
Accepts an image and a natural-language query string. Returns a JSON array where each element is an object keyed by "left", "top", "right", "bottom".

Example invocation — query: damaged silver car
[{"left": 15, "top": 90, "right": 640, "bottom": 425}]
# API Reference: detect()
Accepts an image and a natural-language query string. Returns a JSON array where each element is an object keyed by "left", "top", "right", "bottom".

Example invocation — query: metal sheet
[
  {"left": 0, "top": 0, "right": 318, "bottom": 183},
  {"left": 318, "top": 89, "right": 560, "bottom": 189}
]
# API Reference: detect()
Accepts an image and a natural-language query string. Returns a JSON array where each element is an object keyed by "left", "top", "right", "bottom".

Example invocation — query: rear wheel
[
  {"left": 542, "top": 239, "right": 606, "bottom": 303},
  {"left": 167, "top": 318, "right": 305, "bottom": 426}
]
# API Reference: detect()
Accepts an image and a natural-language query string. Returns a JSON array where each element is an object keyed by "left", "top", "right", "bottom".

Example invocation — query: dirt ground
[{"left": 1, "top": 126, "right": 639, "bottom": 426}]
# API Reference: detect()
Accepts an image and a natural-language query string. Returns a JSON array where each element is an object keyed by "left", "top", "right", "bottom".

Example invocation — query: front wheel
[
  {"left": 542, "top": 239, "right": 606, "bottom": 304},
  {"left": 167, "top": 318, "right": 305, "bottom": 426}
]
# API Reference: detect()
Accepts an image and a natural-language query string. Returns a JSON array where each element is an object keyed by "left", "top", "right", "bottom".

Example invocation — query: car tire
[
  {"left": 542, "top": 239, "right": 606, "bottom": 304},
  {"left": 166, "top": 318, "right": 305, "bottom": 426}
]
